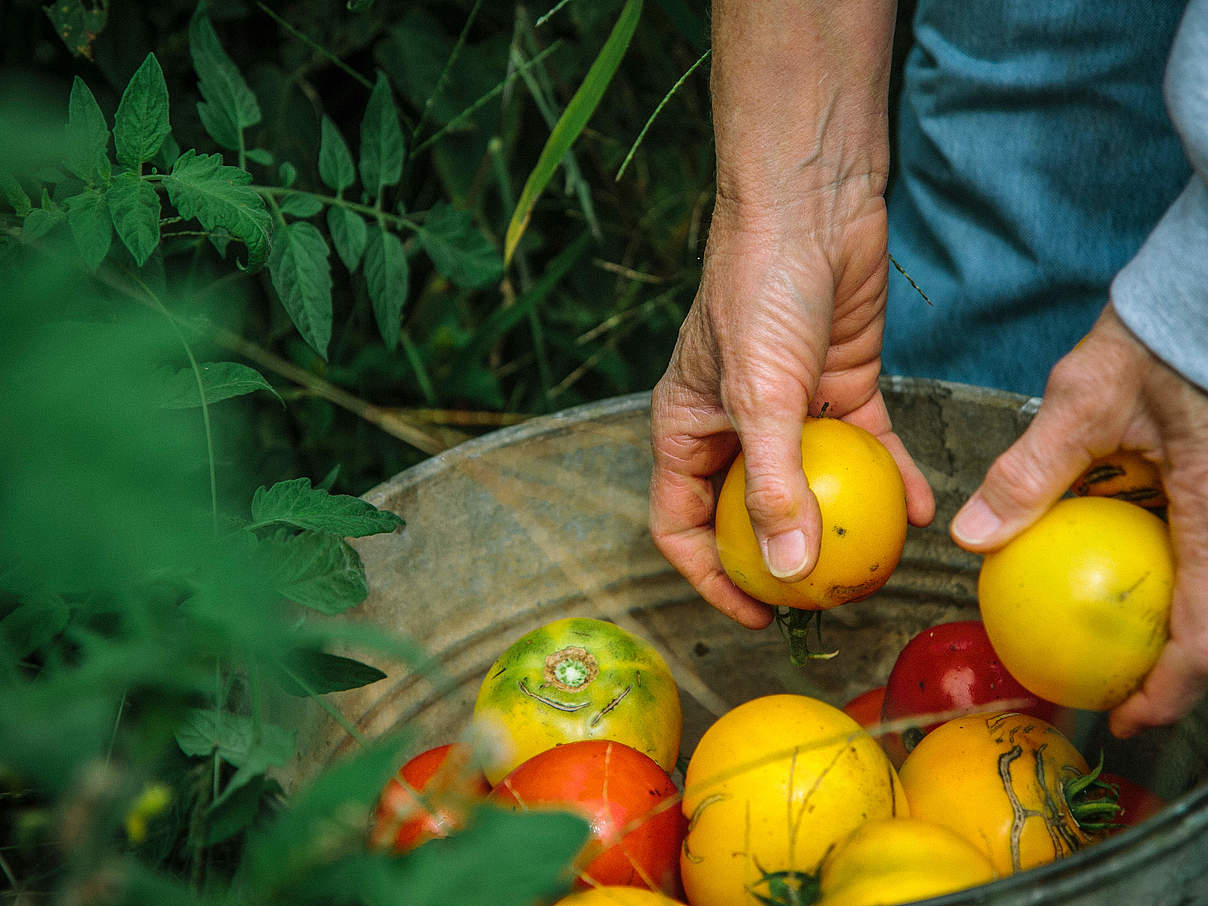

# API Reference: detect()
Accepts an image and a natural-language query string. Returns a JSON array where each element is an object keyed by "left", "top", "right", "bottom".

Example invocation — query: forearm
[{"left": 710, "top": 0, "right": 898, "bottom": 214}]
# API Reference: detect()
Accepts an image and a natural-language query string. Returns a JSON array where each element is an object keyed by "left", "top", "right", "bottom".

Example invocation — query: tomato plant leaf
[
  {"left": 250, "top": 477, "right": 404, "bottom": 537},
  {"left": 204, "top": 773, "right": 278, "bottom": 846},
  {"left": 418, "top": 201, "right": 502, "bottom": 289},
  {"left": 114, "top": 53, "right": 171, "bottom": 169},
  {"left": 43, "top": 0, "right": 108, "bottom": 60},
  {"left": 275, "top": 649, "right": 387, "bottom": 696},
  {"left": 163, "top": 149, "right": 271, "bottom": 272},
  {"left": 327, "top": 205, "right": 368, "bottom": 271},
  {"left": 268, "top": 219, "right": 333, "bottom": 358},
  {"left": 392, "top": 808, "right": 590, "bottom": 905},
  {"left": 106, "top": 171, "right": 161, "bottom": 266},
  {"left": 1, "top": 171, "right": 33, "bottom": 216},
  {"left": 279, "top": 193, "right": 323, "bottom": 218},
  {"left": 65, "top": 188, "right": 113, "bottom": 270},
  {"left": 504, "top": 0, "right": 642, "bottom": 265},
  {"left": 175, "top": 709, "right": 296, "bottom": 805},
  {"left": 64, "top": 76, "right": 110, "bottom": 185},
  {"left": 155, "top": 361, "right": 284, "bottom": 409},
  {"left": 189, "top": 2, "right": 262, "bottom": 151},
  {"left": 358, "top": 72, "right": 405, "bottom": 201},
  {"left": 22, "top": 192, "right": 66, "bottom": 242},
  {"left": 260, "top": 530, "right": 370, "bottom": 614},
  {"left": 363, "top": 224, "right": 408, "bottom": 351},
  {"left": 175, "top": 709, "right": 296, "bottom": 768},
  {"left": 318, "top": 116, "right": 356, "bottom": 193}
]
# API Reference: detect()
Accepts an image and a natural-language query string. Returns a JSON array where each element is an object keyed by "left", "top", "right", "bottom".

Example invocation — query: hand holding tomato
[{"left": 950, "top": 303, "right": 1208, "bottom": 737}]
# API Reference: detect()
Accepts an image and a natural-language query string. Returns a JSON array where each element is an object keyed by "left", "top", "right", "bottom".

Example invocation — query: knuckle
[{"left": 743, "top": 471, "right": 800, "bottom": 526}]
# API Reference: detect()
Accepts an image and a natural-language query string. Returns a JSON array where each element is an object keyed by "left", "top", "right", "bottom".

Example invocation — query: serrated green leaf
[
  {"left": 175, "top": 709, "right": 295, "bottom": 805},
  {"left": 1, "top": 171, "right": 32, "bottom": 216},
  {"left": 114, "top": 53, "right": 171, "bottom": 169},
  {"left": 389, "top": 808, "right": 589, "bottom": 906},
  {"left": 327, "top": 205, "right": 367, "bottom": 271},
  {"left": 419, "top": 201, "right": 502, "bottom": 289},
  {"left": 64, "top": 77, "right": 110, "bottom": 185},
  {"left": 21, "top": 206, "right": 66, "bottom": 243},
  {"left": 163, "top": 149, "right": 271, "bottom": 271},
  {"left": 318, "top": 116, "right": 356, "bottom": 193},
  {"left": 250, "top": 477, "right": 403, "bottom": 537},
  {"left": 279, "top": 193, "right": 323, "bottom": 218},
  {"left": 156, "top": 361, "right": 284, "bottom": 408},
  {"left": 44, "top": 0, "right": 108, "bottom": 60},
  {"left": 276, "top": 649, "right": 387, "bottom": 696},
  {"left": 359, "top": 72, "right": 404, "bottom": 200},
  {"left": 260, "top": 531, "right": 370, "bottom": 614},
  {"left": 245, "top": 147, "right": 273, "bottom": 166},
  {"left": 504, "top": 0, "right": 642, "bottom": 265},
  {"left": 65, "top": 188, "right": 112, "bottom": 269},
  {"left": 189, "top": 3, "right": 262, "bottom": 151},
  {"left": 106, "top": 171, "right": 161, "bottom": 266},
  {"left": 204, "top": 773, "right": 275, "bottom": 845},
  {"left": 363, "top": 225, "right": 408, "bottom": 350},
  {"left": 268, "top": 220, "right": 333, "bottom": 358}
]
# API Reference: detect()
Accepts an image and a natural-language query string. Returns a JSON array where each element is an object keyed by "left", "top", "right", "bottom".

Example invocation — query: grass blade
[{"left": 503, "top": 0, "right": 643, "bottom": 266}]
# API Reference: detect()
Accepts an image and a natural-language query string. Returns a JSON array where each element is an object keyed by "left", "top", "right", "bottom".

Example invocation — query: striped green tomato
[{"left": 472, "top": 617, "right": 682, "bottom": 785}]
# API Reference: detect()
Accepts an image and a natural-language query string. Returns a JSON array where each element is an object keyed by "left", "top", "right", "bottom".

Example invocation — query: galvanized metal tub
[{"left": 284, "top": 377, "right": 1208, "bottom": 904}]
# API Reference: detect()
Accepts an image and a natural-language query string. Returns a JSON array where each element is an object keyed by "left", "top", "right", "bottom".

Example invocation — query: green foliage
[{"left": 1, "top": 0, "right": 716, "bottom": 899}]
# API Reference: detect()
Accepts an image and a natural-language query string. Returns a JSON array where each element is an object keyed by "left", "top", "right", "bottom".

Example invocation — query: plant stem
[{"left": 257, "top": 2, "right": 373, "bottom": 89}]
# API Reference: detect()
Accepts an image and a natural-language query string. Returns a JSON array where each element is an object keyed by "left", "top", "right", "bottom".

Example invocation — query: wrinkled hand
[
  {"left": 950, "top": 303, "right": 1208, "bottom": 737},
  {"left": 649, "top": 195, "right": 936, "bottom": 629}
]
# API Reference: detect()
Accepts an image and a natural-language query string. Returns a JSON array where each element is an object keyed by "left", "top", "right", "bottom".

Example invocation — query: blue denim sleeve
[{"left": 1112, "top": 0, "right": 1208, "bottom": 392}]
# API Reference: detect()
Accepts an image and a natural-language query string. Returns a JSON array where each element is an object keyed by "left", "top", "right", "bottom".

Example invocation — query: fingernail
[
  {"left": 762, "top": 529, "right": 808, "bottom": 579},
  {"left": 951, "top": 496, "right": 1003, "bottom": 545}
]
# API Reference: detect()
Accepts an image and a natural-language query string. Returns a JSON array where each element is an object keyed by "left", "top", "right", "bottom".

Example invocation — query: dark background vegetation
[{"left": 3, "top": 0, "right": 716, "bottom": 498}]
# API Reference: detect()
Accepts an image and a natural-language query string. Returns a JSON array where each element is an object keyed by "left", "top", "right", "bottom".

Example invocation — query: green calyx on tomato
[
  {"left": 1062, "top": 752, "right": 1122, "bottom": 833},
  {"left": 747, "top": 869, "right": 821, "bottom": 906},
  {"left": 774, "top": 608, "right": 839, "bottom": 666}
]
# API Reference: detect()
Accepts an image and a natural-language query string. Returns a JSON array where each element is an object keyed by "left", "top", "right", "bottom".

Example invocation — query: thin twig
[
  {"left": 616, "top": 49, "right": 711, "bottom": 181},
  {"left": 889, "top": 252, "right": 934, "bottom": 306},
  {"left": 257, "top": 2, "right": 373, "bottom": 89}
]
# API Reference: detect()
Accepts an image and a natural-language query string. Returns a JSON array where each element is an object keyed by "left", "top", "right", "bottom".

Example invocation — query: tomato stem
[
  {"left": 1064, "top": 750, "right": 1122, "bottom": 831},
  {"left": 775, "top": 608, "right": 839, "bottom": 666},
  {"left": 750, "top": 868, "right": 822, "bottom": 906}
]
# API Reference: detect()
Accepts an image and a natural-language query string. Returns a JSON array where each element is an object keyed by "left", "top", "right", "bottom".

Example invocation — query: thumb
[
  {"left": 950, "top": 402, "right": 1092, "bottom": 552},
  {"left": 739, "top": 417, "right": 823, "bottom": 582}
]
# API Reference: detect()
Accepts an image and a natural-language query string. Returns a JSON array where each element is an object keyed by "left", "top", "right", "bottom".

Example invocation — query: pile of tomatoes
[
  {"left": 366, "top": 612, "right": 1167, "bottom": 906},
  {"left": 366, "top": 425, "right": 1175, "bottom": 905}
]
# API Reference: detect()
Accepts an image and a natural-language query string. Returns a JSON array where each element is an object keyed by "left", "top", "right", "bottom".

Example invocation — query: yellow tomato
[
  {"left": 1071, "top": 449, "right": 1167, "bottom": 509},
  {"left": 471, "top": 617, "right": 682, "bottom": 785},
  {"left": 978, "top": 496, "right": 1174, "bottom": 711},
  {"left": 715, "top": 417, "right": 907, "bottom": 610},
  {"left": 898, "top": 712, "right": 1102, "bottom": 876},
  {"left": 552, "top": 887, "right": 685, "bottom": 905},
  {"left": 817, "top": 817, "right": 997, "bottom": 906},
  {"left": 680, "top": 694, "right": 907, "bottom": 906}
]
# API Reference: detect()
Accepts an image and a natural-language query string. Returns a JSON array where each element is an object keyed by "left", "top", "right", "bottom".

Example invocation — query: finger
[
  {"left": 733, "top": 405, "right": 823, "bottom": 584},
  {"left": 950, "top": 374, "right": 1104, "bottom": 552},
  {"left": 1109, "top": 638, "right": 1208, "bottom": 738},
  {"left": 649, "top": 419, "right": 773, "bottom": 629}
]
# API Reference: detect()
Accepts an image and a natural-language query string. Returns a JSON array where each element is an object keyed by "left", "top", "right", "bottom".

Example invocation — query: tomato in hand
[
  {"left": 489, "top": 739, "right": 686, "bottom": 895},
  {"left": 472, "top": 617, "right": 682, "bottom": 785},
  {"left": 367, "top": 743, "right": 490, "bottom": 853},
  {"left": 679, "top": 694, "right": 907, "bottom": 906},
  {"left": 879, "top": 620, "right": 1064, "bottom": 767},
  {"left": 841, "top": 686, "right": 886, "bottom": 731},
  {"left": 816, "top": 817, "right": 996, "bottom": 906},
  {"left": 1071, "top": 449, "right": 1167, "bottom": 510},
  {"left": 978, "top": 497, "right": 1174, "bottom": 710},
  {"left": 715, "top": 417, "right": 908, "bottom": 611},
  {"left": 899, "top": 712, "right": 1106, "bottom": 875}
]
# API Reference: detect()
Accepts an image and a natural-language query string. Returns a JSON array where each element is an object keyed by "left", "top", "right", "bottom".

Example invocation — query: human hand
[
  {"left": 949, "top": 303, "right": 1208, "bottom": 737},
  {"left": 649, "top": 195, "right": 936, "bottom": 629}
]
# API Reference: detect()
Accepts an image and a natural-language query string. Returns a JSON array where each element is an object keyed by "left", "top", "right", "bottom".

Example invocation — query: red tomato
[
  {"left": 1100, "top": 773, "right": 1167, "bottom": 831},
  {"left": 367, "top": 743, "right": 491, "bottom": 853},
  {"left": 489, "top": 739, "right": 686, "bottom": 895},
  {"left": 841, "top": 686, "right": 886, "bottom": 731},
  {"left": 880, "top": 621, "right": 1065, "bottom": 767}
]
